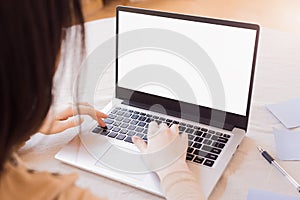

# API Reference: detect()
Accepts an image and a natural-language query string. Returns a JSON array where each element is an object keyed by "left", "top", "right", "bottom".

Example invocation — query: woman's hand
[
  {"left": 132, "top": 121, "right": 190, "bottom": 180},
  {"left": 39, "top": 102, "right": 108, "bottom": 135}
]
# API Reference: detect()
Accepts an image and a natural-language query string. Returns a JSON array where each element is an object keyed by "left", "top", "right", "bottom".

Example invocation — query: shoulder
[{"left": 0, "top": 154, "right": 102, "bottom": 200}]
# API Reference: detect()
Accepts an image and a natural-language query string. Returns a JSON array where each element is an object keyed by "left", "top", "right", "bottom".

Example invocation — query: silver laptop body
[{"left": 56, "top": 6, "right": 260, "bottom": 199}]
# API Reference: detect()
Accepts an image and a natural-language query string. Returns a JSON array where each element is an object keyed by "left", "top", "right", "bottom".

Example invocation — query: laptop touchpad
[{"left": 97, "top": 145, "right": 150, "bottom": 174}]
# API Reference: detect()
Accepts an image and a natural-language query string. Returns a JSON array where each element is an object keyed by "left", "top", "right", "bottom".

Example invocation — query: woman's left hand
[{"left": 39, "top": 102, "right": 108, "bottom": 135}]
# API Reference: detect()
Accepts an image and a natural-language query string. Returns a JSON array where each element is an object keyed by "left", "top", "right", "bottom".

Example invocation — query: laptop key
[
  {"left": 187, "top": 124, "right": 193, "bottom": 128},
  {"left": 127, "top": 132, "right": 136, "bottom": 136},
  {"left": 138, "top": 122, "right": 146, "bottom": 127},
  {"left": 92, "top": 127, "right": 102, "bottom": 133},
  {"left": 203, "top": 139, "right": 212, "bottom": 145},
  {"left": 211, "top": 135, "right": 219, "bottom": 141},
  {"left": 123, "top": 113, "right": 131, "bottom": 118},
  {"left": 101, "top": 130, "right": 110, "bottom": 136},
  {"left": 194, "top": 150, "right": 208, "bottom": 157},
  {"left": 194, "top": 137, "right": 203, "bottom": 143},
  {"left": 138, "top": 116, "right": 146, "bottom": 121},
  {"left": 185, "top": 128, "right": 194, "bottom": 134},
  {"left": 203, "top": 159, "right": 214, "bottom": 167},
  {"left": 159, "top": 117, "right": 166, "bottom": 121},
  {"left": 121, "top": 108, "right": 128, "bottom": 112},
  {"left": 223, "top": 134, "right": 231, "bottom": 138},
  {"left": 187, "top": 147, "right": 194, "bottom": 153},
  {"left": 115, "top": 116, "right": 124, "bottom": 121},
  {"left": 120, "top": 123, "right": 129, "bottom": 128},
  {"left": 201, "top": 128, "right": 208, "bottom": 132},
  {"left": 217, "top": 143, "right": 225, "bottom": 149},
  {"left": 106, "top": 125, "right": 113, "bottom": 130},
  {"left": 131, "top": 114, "right": 139, "bottom": 119},
  {"left": 179, "top": 122, "right": 186, "bottom": 126},
  {"left": 108, "top": 114, "right": 116, "bottom": 119},
  {"left": 212, "top": 142, "right": 225, "bottom": 149},
  {"left": 112, "top": 127, "right": 120, "bottom": 132},
  {"left": 192, "top": 142, "right": 202, "bottom": 149},
  {"left": 208, "top": 130, "right": 215, "bottom": 134},
  {"left": 179, "top": 126, "right": 186, "bottom": 132},
  {"left": 130, "top": 120, "right": 139, "bottom": 125},
  {"left": 145, "top": 118, "right": 152, "bottom": 123},
  {"left": 188, "top": 134, "right": 195, "bottom": 140},
  {"left": 142, "top": 135, "right": 147, "bottom": 141},
  {"left": 120, "top": 129, "right": 128, "bottom": 134},
  {"left": 108, "top": 132, "right": 118, "bottom": 138},
  {"left": 135, "top": 127, "right": 143, "bottom": 132},
  {"left": 215, "top": 132, "right": 223, "bottom": 136},
  {"left": 136, "top": 133, "right": 143, "bottom": 138},
  {"left": 124, "top": 136, "right": 133, "bottom": 143},
  {"left": 186, "top": 153, "right": 194, "bottom": 161},
  {"left": 202, "top": 145, "right": 222, "bottom": 155},
  {"left": 128, "top": 125, "right": 136, "bottom": 130},
  {"left": 110, "top": 109, "right": 117, "bottom": 114},
  {"left": 211, "top": 147, "right": 222, "bottom": 155},
  {"left": 217, "top": 137, "right": 228, "bottom": 143},
  {"left": 116, "top": 111, "right": 124, "bottom": 116},
  {"left": 113, "top": 121, "right": 121, "bottom": 126},
  {"left": 166, "top": 119, "right": 172, "bottom": 123},
  {"left": 104, "top": 119, "right": 114, "bottom": 124},
  {"left": 193, "top": 156, "right": 204, "bottom": 164},
  {"left": 140, "top": 112, "right": 146, "bottom": 116},
  {"left": 205, "top": 153, "right": 218, "bottom": 160},
  {"left": 195, "top": 131, "right": 202, "bottom": 136},
  {"left": 123, "top": 118, "right": 131, "bottom": 123}
]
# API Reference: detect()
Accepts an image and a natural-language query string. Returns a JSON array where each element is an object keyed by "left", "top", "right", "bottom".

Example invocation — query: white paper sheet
[
  {"left": 273, "top": 128, "right": 300, "bottom": 160},
  {"left": 266, "top": 98, "right": 300, "bottom": 129},
  {"left": 247, "top": 188, "right": 300, "bottom": 200}
]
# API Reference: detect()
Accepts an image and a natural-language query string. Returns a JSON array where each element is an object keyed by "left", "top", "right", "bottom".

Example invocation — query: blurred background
[{"left": 81, "top": 0, "right": 300, "bottom": 34}]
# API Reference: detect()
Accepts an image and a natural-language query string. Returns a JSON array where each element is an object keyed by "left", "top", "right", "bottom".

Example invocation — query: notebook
[{"left": 55, "top": 6, "right": 260, "bottom": 198}]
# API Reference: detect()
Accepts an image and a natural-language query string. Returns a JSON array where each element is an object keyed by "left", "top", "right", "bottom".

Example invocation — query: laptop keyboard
[{"left": 91, "top": 107, "right": 231, "bottom": 168}]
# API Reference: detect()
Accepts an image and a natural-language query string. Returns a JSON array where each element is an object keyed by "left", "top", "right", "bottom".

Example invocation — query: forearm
[{"left": 160, "top": 170, "right": 206, "bottom": 200}]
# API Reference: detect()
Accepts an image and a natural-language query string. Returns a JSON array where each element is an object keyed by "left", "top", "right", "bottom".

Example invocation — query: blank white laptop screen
[{"left": 117, "top": 11, "right": 257, "bottom": 116}]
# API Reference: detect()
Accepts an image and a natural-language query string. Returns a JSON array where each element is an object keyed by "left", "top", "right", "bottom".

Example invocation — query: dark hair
[{"left": 0, "top": 0, "right": 85, "bottom": 172}]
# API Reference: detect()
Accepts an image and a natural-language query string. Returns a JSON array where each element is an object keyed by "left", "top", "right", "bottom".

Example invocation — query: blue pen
[{"left": 257, "top": 146, "right": 300, "bottom": 193}]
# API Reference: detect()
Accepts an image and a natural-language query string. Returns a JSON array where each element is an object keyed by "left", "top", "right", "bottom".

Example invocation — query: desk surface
[{"left": 20, "top": 18, "right": 300, "bottom": 200}]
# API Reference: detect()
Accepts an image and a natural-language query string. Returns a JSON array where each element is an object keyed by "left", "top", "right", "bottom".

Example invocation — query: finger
[
  {"left": 158, "top": 123, "right": 169, "bottom": 133},
  {"left": 170, "top": 124, "right": 179, "bottom": 134},
  {"left": 58, "top": 105, "right": 108, "bottom": 127},
  {"left": 148, "top": 121, "right": 159, "bottom": 137},
  {"left": 132, "top": 136, "right": 147, "bottom": 153},
  {"left": 95, "top": 110, "right": 108, "bottom": 118},
  {"left": 54, "top": 117, "right": 84, "bottom": 133},
  {"left": 76, "top": 106, "right": 108, "bottom": 126},
  {"left": 96, "top": 118, "right": 106, "bottom": 127},
  {"left": 55, "top": 106, "right": 75, "bottom": 120},
  {"left": 179, "top": 132, "right": 189, "bottom": 151},
  {"left": 95, "top": 111, "right": 108, "bottom": 127},
  {"left": 76, "top": 102, "right": 108, "bottom": 117}
]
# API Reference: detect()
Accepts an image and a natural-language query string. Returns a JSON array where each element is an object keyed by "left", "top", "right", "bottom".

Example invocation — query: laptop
[{"left": 55, "top": 6, "right": 260, "bottom": 198}]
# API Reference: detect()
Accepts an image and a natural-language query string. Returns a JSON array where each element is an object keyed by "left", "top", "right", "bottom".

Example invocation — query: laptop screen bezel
[{"left": 115, "top": 6, "right": 260, "bottom": 131}]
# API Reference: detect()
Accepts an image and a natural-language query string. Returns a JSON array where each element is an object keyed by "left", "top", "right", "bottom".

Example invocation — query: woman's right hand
[{"left": 132, "top": 121, "right": 190, "bottom": 180}]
